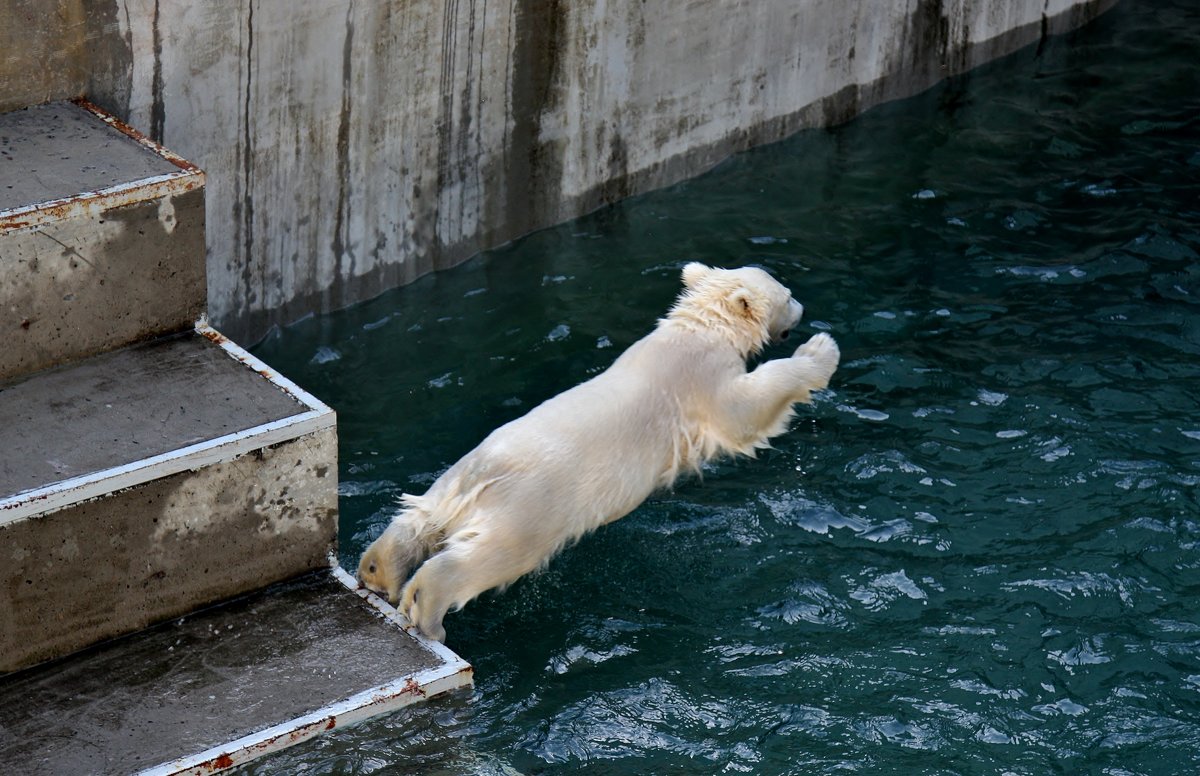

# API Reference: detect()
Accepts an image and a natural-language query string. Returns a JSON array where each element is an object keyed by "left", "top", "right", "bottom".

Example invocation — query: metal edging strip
[
  {"left": 0, "top": 410, "right": 333, "bottom": 526},
  {"left": 71, "top": 98, "right": 203, "bottom": 174},
  {"left": 139, "top": 566, "right": 474, "bottom": 776},
  {"left": 0, "top": 323, "right": 336, "bottom": 527},
  {"left": 0, "top": 170, "right": 205, "bottom": 232},
  {"left": 0, "top": 100, "right": 205, "bottom": 233},
  {"left": 195, "top": 317, "right": 334, "bottom": 416}
]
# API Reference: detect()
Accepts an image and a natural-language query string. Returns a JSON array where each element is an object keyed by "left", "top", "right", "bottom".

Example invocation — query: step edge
[
  {"left": 330, "top": 563, "right": 473, "bottom": 669},
  {"left": 0, "top": 168, "right": 204, "bottom": 232},
  {"left": 71, "top": 98, "right": 203, "bottom": 176},
  {"left": 0, "top": 408, "right": 335, "bottom": 527},
  {"left": 138, "top": 565, "right": 474, "bottom": 776},
  {"left": 0, "top": 98, "right": 205, "bottom": 233},
  {"left": 0, "top": 321, "right": 336, "bottom": 526},
  {"left": 195, "top": 317, "right": 333, "bottom": 417}
]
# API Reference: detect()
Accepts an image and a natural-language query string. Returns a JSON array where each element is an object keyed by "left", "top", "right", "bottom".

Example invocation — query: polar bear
[{"left": 357, "top": 262, "right": 839, "bottom": 641}]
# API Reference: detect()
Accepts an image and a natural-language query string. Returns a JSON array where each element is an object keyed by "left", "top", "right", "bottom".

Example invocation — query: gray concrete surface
[
  {"left": 0, "top": 330, "right": 338, "bottom": 672},
  {"left": 0, "top": 183, "right": 206, "bottom": 379},
  {"left": 0, "top": 0, "right": 130, "bottom": 116},
  {"left": 0, "top": 101, "right": 206, "bottom": 380},
  {"left": 0, "top": 572, "right": 450, "bottom": 775},
  {"left": 0, "top": 424, "right": 337, "bottom": 672},
  {"left": 0, "top": 0, "right": 1118, "bottom": 343},
  {"left": 0, "top": 332, "right": 305, "bottom": 496},
  {"left": 0, "top": 101, "right": 179, "bottom": 210}
]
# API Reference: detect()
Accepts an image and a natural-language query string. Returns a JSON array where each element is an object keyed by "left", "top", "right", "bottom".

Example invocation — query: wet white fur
[{"left": 357, "top": 263, "right": 840, "bottom": 641}]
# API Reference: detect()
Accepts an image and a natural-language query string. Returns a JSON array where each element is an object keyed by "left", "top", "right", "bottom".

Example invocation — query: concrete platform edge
[
  {"left": 194, "top": 317, "right": 332, "bottom": 413},
  {"left": 71, "top": 98, "right": 203, "bottom": 175},
  {"left": 0, "top": 319, "right": 335, "bottom": 527},
  {"left": 0, "top": 169, "right": 204, "bottom": 232},
  {"left": 0, "top": 409, "right": 332, "bottom": 525},
  {"left": 0, "top": 99, "right": 204, "bottom": 233},
  {"left": 139, "top": 564, "right": 474, "bottom": 776}
]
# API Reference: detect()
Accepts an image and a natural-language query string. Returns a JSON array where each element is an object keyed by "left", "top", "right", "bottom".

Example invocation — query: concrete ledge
[
  {"left": 0, "top": 100, "right": 199, "bottom": 215},
  {"left": 0, "top": 326, "right": 338, "bottom": 672},
  {"left": 0, "top": 429, "right": 338, "bottom": 673},
  {"left": 0, "top": 323, "right": 330, "bottom": 525},
  {"left": 0, "top": 100, "right": 205, "bottom": 380},
  {"left": 0, "top": 567, "right": 473, "bottom": 775}
]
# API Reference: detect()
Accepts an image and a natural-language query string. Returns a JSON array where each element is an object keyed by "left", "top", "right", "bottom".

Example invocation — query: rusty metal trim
[
  {"left": 138, "top": 566, "right": 474, "bottom": 776},
  {"left": 330, "top": 563, "right": 476, "bottom": 668},
  {"left": 195, "top": 317, "right": 333, "bottom": 415},
  {"left": 0, "top": 169, "right": 204, "bottom": 233},
  {"left": 0, "top": 324, "right": 335, "bottom": 527},
  {"left": 0, "top": 100, "right": 204, "bottom": 234},
  {"left": 72, "top": 98, "right": 202, "bottom": 174}
]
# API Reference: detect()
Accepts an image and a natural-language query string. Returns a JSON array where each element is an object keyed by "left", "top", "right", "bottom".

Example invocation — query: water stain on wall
[
  {"left": 0, "top": 0, "right": 132, "bottom": 115},
  {"left": 0, "top": 0, "right": 1120, "bottom": 344}
]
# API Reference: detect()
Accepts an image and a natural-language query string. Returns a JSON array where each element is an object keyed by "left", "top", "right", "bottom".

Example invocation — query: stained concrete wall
[
  {"left": 0, "top": 100, "right": 207, "bottom": 379},
  {"left": 0, "top": 0, "right": 1117, "bottom": 343},
  {"left": 1, "top": 186, "right": 206, "bottom": 380}
]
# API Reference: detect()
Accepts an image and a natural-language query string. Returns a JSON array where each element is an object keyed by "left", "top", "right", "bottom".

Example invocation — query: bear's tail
[
  {"left": 377, "top": 494, "right": 445, "bottom": 588},
  {"left": 383, "top": 460, "right": 510, "bottom": 593}
]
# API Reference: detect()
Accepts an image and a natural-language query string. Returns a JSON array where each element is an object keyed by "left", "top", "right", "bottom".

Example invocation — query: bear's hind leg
[{"left": 400, "top": 529, "right": 538, "bottom": 642}]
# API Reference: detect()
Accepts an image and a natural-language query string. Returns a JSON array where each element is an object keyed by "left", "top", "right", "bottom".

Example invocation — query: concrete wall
[
  {"left": 0, "top": 0, "right": 1117, "bottom": 343},
  {"left": 1, "top": 186, "right": 206, "bottom": 380}
]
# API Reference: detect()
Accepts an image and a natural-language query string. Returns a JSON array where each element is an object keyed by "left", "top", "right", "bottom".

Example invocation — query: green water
[{"left": 249, "top": 1, "right": 1200, "bottom": 772}]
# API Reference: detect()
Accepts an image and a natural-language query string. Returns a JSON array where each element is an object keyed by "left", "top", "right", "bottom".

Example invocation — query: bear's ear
[
  {"left": 681, "top": 262, "right": 713, "bottom": 289},
  {"left": 729, "top": 287, "right": 762, "bottom": 324}
]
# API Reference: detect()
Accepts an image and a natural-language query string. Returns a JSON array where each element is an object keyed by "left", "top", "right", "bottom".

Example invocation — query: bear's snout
[
  {"left": 788, "top": 299, "right": 804, "bottom": 326},
  {"left": 769, "top": 298, "right": 803, "bottom": 344}
]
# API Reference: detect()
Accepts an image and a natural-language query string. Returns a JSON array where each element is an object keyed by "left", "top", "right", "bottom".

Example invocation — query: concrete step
[
  {"left": 0, "top": 566, "right": 473, "bottom": 775},
  {"left": 0, "top": 99, "right": 205, "bottom": 382},
  {"left": 0, "top": 101, "right": 471, "bottom": 768},
  {"left": 0, "top": 323, "right": 338, "bottom": 672}
]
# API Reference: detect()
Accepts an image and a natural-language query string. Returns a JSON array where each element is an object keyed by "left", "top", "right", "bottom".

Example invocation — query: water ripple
[{"left": 246, "top": 3, "right": 1200, "bottom": 771}]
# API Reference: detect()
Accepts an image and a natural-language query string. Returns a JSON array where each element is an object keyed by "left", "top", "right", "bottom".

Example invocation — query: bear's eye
[{"left": 368, "top": 563, "right": 376, "bottom": 574}]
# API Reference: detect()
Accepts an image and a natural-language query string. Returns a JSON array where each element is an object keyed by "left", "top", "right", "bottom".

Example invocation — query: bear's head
[{"left": 668, "top": 263, "right": 804, "bottom": 355}]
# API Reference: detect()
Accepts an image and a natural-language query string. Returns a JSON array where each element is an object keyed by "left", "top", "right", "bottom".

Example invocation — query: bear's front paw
[{"left": 794, "top": 332, "right": 840, "bottom": 381}]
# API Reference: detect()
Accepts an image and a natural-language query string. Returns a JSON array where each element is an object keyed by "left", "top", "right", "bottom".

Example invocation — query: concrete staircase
[{"left": 0, "top": 100, "right": 470, "bottom": 773}]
